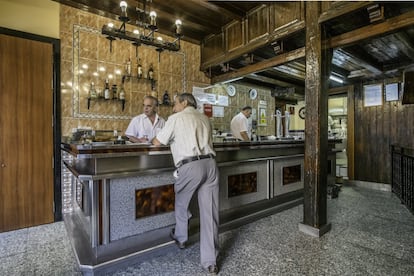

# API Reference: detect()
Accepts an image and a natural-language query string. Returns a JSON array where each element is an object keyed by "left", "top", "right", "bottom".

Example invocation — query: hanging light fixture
[{"left": 102, "top": 0, "right": 183, "bottom": 54}]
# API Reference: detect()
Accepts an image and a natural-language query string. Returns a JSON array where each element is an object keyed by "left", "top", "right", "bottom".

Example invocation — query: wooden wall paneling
[
  {"left": 352, "top": 79, "right": 414, "bottom": 184},
  {"left": 271, "top": 2, "right": 303, "bottom": 31},
  {"left": 226, "top": 21, "right": 244, "bottom": 52},
  {"left": 377, "top": 103, "right": 386, "bottom": 183},
  {"left": 246, "top": 5, "right": 269, "bottom": 43},
  {"left": 201, "top": 33, "right": 225, "bottom": 64},
  {"left": 383, "top": 98, "right": 392, "bottom": 183},
  {"left": 354, "top": 83, "right": 363, "bottom": 181}
]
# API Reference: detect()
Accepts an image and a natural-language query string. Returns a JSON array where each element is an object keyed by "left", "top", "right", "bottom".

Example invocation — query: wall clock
[
  {"left": 226, "top": 85, "right": 236, "bottom": 97},
  {"left": 249, "top": 88, "right": 257, "bottom": 100},
  {"left": 299, "top": 107, "right": 305, "bottom": 119}
]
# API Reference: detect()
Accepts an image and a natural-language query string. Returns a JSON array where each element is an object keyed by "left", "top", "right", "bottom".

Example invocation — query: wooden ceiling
[{"left": 55, "top": 1, "right": 414, "bottom": 99}]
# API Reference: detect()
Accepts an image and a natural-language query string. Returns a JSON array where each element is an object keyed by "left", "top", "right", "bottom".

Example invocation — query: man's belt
[{"left": 177, "top": 153, "right": 214, "bottom": 168}]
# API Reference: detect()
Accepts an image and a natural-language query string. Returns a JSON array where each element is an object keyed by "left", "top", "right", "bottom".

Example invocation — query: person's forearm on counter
[
  {"left": 127, "top": 135, "right": 148, "bottom": 143},
  {"left": 240, "top": 131, "right": 250, "bottom": 141},
  {"left": 152, "top": 137, "right": 162, "bottom": 146}
]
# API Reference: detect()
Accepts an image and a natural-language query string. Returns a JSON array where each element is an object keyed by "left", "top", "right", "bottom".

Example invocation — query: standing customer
[
  {"left": 152, "top": 93, "right": 220, "bottom": 274},
  {"left": 125, "top": 95, "right": 165, "bottom": 143},
  {"left": 230, "top": 106, "right": 252, "bottom": 141}
]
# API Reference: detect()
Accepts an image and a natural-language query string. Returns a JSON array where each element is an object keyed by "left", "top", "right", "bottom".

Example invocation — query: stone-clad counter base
[{"left": 110, "top": 172, "right": 176, "bottom": 241}]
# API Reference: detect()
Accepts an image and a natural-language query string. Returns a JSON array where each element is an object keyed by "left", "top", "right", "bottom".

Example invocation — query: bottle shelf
[
  {"left": 123, "top": 75, "right": 156, "bottom": 90},
  {"left": 87, "top": 97, "right": 126, "bottom": 111},
  {"left": 123, "top": 75, "right": 156, "bottom": 82}
]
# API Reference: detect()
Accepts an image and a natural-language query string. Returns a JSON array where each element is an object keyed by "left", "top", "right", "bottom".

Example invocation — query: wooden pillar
[{"left": 299, "top": 1, "right": 332, "bottom": 237}]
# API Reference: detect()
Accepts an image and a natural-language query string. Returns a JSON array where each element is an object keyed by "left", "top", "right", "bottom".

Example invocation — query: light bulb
[
  {"left": 120, "top": 1, "right": 127, "bottom": 17},
  {"left": 175, "top": 19, "right": 182, "bottom": 34},
  {"left": 150, "top": 11, "right": 157, "bottom": 26}
]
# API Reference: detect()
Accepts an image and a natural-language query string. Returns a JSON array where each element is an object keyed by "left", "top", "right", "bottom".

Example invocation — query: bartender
[
  {"left": 125, "top": 95, "right": 165, "bottom": 143},
  {"left": 230, "top": 106, "right": 252, "bottom": 141}
]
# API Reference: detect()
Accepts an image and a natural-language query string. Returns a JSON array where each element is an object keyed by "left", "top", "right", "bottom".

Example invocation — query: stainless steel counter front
[{"left": 61, "top": 139, "right": 339, "bottom": 275}]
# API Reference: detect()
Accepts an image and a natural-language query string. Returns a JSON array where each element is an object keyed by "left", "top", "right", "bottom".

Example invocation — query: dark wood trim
[
  {"left": 211, "top": 47, "right": 305, "bottom": 84},
  {"left": 325, "top": 10, "right": 414, "bottom": 49}
]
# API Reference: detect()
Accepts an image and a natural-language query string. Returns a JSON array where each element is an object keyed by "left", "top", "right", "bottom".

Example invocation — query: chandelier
[{"left": 102, "top": 1, "right": 183, "bottom": 55}]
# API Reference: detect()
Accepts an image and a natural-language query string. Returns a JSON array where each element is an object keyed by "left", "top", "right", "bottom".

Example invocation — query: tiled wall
[{"left": 60, "top": 5, "right": 275, "bottom": 137}]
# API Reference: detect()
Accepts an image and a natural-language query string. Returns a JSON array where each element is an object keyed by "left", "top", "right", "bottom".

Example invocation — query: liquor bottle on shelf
[
  {"left": 119, "top": 76, "right": 126, "bottom": 111},
  {"left": 87, "top": 82, "right": 97, "bottom": 109},
  {"left": 137, "top": 58, "right": 143, "bottom": 79},
  {"left": 147, "top": 63, "right": 154, "bottom": 80},
  {"left": 104, "top": 79, "right": 110, "bottom": 100},
  {"left": 111, "top": 84, "right": 117, "bottom": 99},
  {"left": 125, "top": 58, "right": 132, "bottom": 77},
  {"left": 162, "top": 90, "right": 170, "bottom": 105},
  {"left": 90, "top": 82, "right": 97, "bottom": 99}
]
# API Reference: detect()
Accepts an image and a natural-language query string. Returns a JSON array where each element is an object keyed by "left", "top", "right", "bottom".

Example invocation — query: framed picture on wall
[
  {"left": 364, "top": 83, "right": 383, "bottom": 107},
  {"left": 385, "top": 83, "right": 399, "bottom": 101}
]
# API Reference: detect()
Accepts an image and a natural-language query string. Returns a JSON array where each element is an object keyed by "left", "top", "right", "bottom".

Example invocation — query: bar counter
[{"left": 61, "top": 139, "right": 338, "bottom": 275}]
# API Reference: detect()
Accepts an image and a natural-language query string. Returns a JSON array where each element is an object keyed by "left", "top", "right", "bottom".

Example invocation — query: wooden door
[{"left": 0, "top": 34, "right": 54, "bottom": 232}]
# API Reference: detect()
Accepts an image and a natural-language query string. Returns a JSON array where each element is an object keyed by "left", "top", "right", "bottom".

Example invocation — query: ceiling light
[
  {"left": 102, "top": 0, "right": 183, "bottom": 56},
  {"left": 329, "top": 75, "right": 343, "bottom": 84}
]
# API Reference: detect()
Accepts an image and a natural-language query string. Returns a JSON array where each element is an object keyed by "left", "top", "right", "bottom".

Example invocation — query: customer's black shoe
[
  {"left": 203, "top": 264, "right": 219, "bottom": 275},
  {"left": 170, "top": 228, "right": 185, "bottom": 249}
]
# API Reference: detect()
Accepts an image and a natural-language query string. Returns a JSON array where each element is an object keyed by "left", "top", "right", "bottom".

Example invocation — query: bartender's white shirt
[
  {"left": 125, "top": 113, "right": 165, "bottom": 140},
  {"left": 230, "top": 112, "right": 250, "bottom": 140},
  {"left": 156, "top": 107, "right": 215, "bottom": 167}
]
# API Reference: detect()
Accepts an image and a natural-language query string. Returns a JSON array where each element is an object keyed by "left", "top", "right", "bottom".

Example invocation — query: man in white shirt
[
  {"left": 230, "top": 106, "right": 252, "bottom": 141},
  {"left": 125, "top": 95, "right": 165, "bottom": 143},
  {"left": 152, "top": 93, "right": 220, "bottom": 274}
]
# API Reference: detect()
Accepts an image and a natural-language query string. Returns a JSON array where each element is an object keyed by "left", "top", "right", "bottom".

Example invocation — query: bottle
[
  {"left": 137, "top": 58, "right": 143, "bottom": 79},
  {"left": 111, "top": 84, "right": 117, "bottom": 99},
  {"left": 119, "top": 84, "right": 125, "bottom": 101},
  {"left": 162, "top": 90, "right": 170, "bottom": 105},
  {"left": 125, "top": 58, "right": 131, "bottom": 76},
  {"left": 89, "top": 82, "right": 97, "bottom": 99},
  {"left": 104, "top": 79, "right": 110, "bottom": 100},
  {"left": 147, "top": 63, "right": 154, "bottom": 80}
]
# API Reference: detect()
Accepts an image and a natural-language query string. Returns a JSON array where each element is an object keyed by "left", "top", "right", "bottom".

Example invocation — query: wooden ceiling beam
[
  {"left": 337, "top": 49, "right": 382, "bottom": 75},
  {"left": 211, "top": 47, "right": 305, "bottom": 84},
  {"left": 244, "top": 74, "right": 305, "bottom": 94},
  {"left": 325, "top": 10, "right": 414, "bottom": 49},
  {"left": 318, "top": 1, "right": 374, "bottom": 23},
  {"left": 187, "top": 0, "right": 244, "bottom": 21}
]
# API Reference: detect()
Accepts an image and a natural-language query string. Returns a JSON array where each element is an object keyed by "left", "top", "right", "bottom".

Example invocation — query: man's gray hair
[
  {"left": 144, "top": 95, "right": 159, "bottom": 106},
  {"left": 177, "top": 93, "right": 197, "bottom": 108}
]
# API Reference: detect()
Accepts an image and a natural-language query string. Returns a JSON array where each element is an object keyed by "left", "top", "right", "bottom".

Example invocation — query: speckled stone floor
[{"left": 1, "top": 185, "right": 414, "bottom": 276}]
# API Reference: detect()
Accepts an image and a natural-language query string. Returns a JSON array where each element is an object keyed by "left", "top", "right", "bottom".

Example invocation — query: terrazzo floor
[{"left": 1, "top": 185, "right": 414, "bottom": 276}]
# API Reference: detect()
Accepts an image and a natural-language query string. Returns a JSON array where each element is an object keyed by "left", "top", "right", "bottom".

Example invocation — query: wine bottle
[
  {"left": 119, "top": 85, "right": 126, "bottom": 111},
  {"left": 125, "top": 58, "right": 131, "bottom": 76},
  {"left": 89, "top": 82, "right": 97, "bottom": 99},
  {"left": 104, "top": 79, "right": 110, "bottom": 100},
  {"left": 162, "top": 90, "right": 170, "bottom": 105},
  {"left": 137, "top": 58, "right": 143, "bottom": 79},
  {"left": 119, "top": 84, "right": 125, "bottom": 100},
  {"left": 111, "top": 84, "right": 117, "bottom": 99},
  {"left": 147, "top": 63, "right": 154, "bottom": 80}
]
